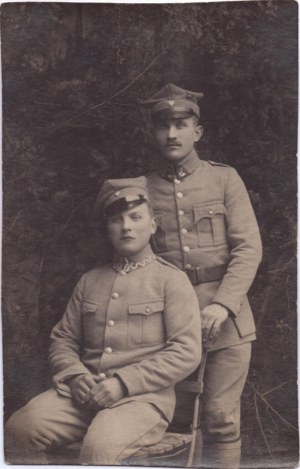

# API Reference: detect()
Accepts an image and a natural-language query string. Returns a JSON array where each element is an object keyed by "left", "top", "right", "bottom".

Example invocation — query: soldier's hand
[
  {"left": 201, "top": 304, "right": 229, "bottom": 344},
  {"left": 85, "top": 378, "right": 126, "bottom": 411},
  {"left": 68, "top": 374, "right": 95, "bottom": 406}
]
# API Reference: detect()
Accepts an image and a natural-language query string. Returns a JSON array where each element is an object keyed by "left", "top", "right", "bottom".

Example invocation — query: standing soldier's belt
[{"left": 185, "top": 264, "right": 228, "bottom": 285}]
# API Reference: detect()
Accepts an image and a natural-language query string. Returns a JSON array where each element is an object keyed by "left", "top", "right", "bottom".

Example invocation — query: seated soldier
[{"left": 5, "top": 176, "right": 202, "bottom": 465}]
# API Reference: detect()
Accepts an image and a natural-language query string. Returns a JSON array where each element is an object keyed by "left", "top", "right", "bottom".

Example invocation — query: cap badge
[{"left": 168, "top": 100, "right": 175, "bottom": 106}]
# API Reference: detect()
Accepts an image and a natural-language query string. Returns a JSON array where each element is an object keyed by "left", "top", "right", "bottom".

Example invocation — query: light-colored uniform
[
  {"left": 147, "top": 149, "right": 262, "bottom": 467},
  {"left": 5, "top": 255, "right": 202, "bottom": 465}
]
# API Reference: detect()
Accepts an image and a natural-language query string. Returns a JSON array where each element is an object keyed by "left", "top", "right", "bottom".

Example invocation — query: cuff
[
  {"left": 113, "top": 374, "right": 129, "bottom": 397},
  {"left": 212, "top": 302, "right": 233, "bottom": 316},
  {"left": 212, "top": 296, "right": 242, "bottom": 317}
]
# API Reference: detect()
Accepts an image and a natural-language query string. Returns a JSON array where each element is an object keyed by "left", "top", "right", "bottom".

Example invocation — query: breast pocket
[
  {"left": 127, "top": 300, "right": 165, "bottom": 348},
  {"left": 193, "top": 202, "right": 227, "bottom": 247},
  {"left": 152, "top": 211, "right": 167, "bottom": 253},
  {"left": 82, "top": 300, "right": 98, "bottom": 346}
]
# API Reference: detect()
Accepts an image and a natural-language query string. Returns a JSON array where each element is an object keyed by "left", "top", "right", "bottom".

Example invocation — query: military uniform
[
  {"left": 143, "top": 84, "right": 263, "bottom": 468},
  {"left": 5, "top": 177, "right": 202, "bottom": 465}
]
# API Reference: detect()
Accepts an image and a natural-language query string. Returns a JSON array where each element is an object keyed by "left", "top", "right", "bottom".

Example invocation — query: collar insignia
[
  {"left": 161, "top": 164, "right": 188, "bottom": 182},
  {"left": 113, "top": 254, "right": 156, "bottom": 274}
]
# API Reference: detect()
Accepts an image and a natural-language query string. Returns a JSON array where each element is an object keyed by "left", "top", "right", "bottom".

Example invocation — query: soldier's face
[
  {"left": 153, "top": 117, "right": 203, "bottom": 162},
  {"left": 107, "top": 203, "right": 157, "bottom": 259}
]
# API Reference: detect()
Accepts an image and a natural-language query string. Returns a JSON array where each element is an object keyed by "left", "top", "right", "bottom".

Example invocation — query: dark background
[{"left": 1, "top": 2, "right": 298, "bottom": 467}]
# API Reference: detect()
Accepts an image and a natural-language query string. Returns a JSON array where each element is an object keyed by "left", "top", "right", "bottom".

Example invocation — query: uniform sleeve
[
  {"left": 213, "top": 168, "right": 263, "bottom": 315},
  {"left": 49, "top": 275, "right": 91, "bottom": 391},
  {"left": 114, "top": 269, "right": 202, "bottom": 396}
]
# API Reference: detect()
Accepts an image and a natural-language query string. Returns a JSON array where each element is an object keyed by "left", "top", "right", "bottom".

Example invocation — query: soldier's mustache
[{"left": 165, "top": 142, "right": 181, "bottom": 147}]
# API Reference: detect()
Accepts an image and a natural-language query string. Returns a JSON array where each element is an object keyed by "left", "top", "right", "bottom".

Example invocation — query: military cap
[
  {"left": 95, "top": 176, "right": 150, "bottom": 216},
  {"left": 141, "top": 83, "right": 204, "bottom": 120}
]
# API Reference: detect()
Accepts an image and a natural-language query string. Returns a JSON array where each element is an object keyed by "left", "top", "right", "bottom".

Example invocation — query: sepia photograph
[{"left": 1, "top": 1, "right": 298, "bottom": 468}]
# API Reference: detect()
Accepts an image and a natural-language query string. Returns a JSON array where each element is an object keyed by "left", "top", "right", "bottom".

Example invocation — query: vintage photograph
[{"left": 1, "top": 1, "right": 298, "bottom": 468}]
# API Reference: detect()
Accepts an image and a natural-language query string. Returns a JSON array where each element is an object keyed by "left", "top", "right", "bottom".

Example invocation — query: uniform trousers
[
  {"left": 201, "top": 342, "right": 252, "bottom": 469},
  {"left": 5, "top": 389, "right": 168, "bottom": 465}
]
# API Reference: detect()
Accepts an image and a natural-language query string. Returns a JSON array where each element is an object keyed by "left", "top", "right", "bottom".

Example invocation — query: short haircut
[{"left": 192, "top": 115, "right": 200, "bottom": 127}]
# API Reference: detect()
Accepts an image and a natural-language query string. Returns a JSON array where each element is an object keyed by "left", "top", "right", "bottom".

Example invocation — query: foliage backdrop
[{"left": 1, "top": 2, "right": 298, "bottom": 466}]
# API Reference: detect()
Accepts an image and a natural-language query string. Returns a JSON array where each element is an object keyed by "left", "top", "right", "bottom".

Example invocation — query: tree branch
[
  {"left": 62, "top": 196, "right": 92, "bottom": 231},
  {"left": 60, "top": 50, "right": 165, "bottom": 127},
  {"left": 258, "top": 392, "right": 298, "bottom": 432},
  {"left": 252, "top": 384, "right": 273, "bottom": 456}
]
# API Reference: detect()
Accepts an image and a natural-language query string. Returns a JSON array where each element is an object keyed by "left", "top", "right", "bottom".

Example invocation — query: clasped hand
[
  {"left": 69, "top": 374, "right": 125, "bottom": 410},
  {"left": 201, "top": 303, "right": 229, "bottom": 344}
]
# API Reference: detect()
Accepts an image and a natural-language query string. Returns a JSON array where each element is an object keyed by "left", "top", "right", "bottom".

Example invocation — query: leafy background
[{"left": 1, "top": 2, "right": 298, "bottom": 467}]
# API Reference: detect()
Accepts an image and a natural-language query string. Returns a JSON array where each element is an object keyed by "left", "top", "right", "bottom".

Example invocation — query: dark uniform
[
  {"left": 143, "top": 84, "right": 263, "bottom": 468},
  {"left": 5, "top": 177, "right": 202, "bottom": 465}
]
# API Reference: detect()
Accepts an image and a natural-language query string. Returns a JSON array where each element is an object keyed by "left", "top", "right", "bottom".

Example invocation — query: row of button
[
  {"left": 175, "top": 185, "right": 190, "bottom": 254},
  {"left": 174, "top": 180, "right": 218, "bottom": 271},
  {"left": 105, "top": 288, "right": 119, "bottom": 358}
]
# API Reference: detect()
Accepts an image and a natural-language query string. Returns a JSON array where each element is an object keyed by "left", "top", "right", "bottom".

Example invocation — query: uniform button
[
  {"left": 104, "top": 347, "right": 112, "bottom": 354},
  {"left": 111, "top": 292, "right": 119, "bottom": 299},
  {"left": 145, "top": 306, "right": 151, "bottom": 313},
  {"left": 186, "top": 263, "right": 192, "bottom": 269},
  {"left": 183, "top": 246, "right": 190, "bottom": 253},
  {"left": 180, "top": 228, "right": 187, "bottom": 235},
  {"left": 178, "top": 210, "right": 184, "bottom": 217},
  {"left": 108, "top": 320, "right": 115, "bottom": 326},
  {"left": 119, "top": 270, "right": 126, "bottom": 276},
  {"left": 174, "top": 178, "right": 181, "bottom": 185},
  {"left": 177, "top": 192, "right": 183, "bottom": 199},
  {"left": 98, "top": 372, "right": 106, "bottom": 379},
  {"left": 208, "top": 209, "right": 214, "bottom": 215}
]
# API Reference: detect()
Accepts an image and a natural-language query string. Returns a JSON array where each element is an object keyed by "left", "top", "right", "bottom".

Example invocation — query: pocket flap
[
  {"left": 193, "top": 203, "right": 227, "bottom": 223},
  {"left": 82, "top": 300, "right": 98, "bottom": 314},
  {"left": 128, "top": 300, "right": 164, "bottom": 316}
]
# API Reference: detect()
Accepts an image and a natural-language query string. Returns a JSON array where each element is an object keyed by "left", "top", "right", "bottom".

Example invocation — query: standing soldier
[
  {"left": 142, "top": 83, "right": 262, "bottom": 469},
  {"left": 5, "top": 177, "right": 202, "bottom": 465}
]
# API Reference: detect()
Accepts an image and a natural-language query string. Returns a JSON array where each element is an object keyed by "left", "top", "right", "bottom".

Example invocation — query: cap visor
[{"left": 153, "top": 109, "right": 197, "bottom": 121}]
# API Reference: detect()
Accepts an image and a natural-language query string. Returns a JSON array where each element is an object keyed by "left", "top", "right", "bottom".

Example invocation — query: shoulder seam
[
  {"left": 156, "top": 256, "right": 180, "bottom": 271},
  {"left": 208, "top": 160, "right": 231, "bottom": 168}
]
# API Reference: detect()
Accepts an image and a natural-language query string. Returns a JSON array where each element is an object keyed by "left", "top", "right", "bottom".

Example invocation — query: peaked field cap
[
  {"left": 140, "top": 83, "right": 204, "bottom": 119},
  {"left": 95, "top": 176, "right": 150, "bottom": 215}
]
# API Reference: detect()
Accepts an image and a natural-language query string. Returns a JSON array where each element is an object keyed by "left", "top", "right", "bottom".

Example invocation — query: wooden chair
[
  {"left": 126, "top": 348, "right": 208, "bottom": 467},
  {"left": 47, "top": 351, "right": 208, "bottom": 467}
]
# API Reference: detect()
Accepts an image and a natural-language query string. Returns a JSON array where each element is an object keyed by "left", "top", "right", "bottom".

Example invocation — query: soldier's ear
[
  {"left": 194, "top": 125, "right": 203, "bottom": 142},
  {"left": 151, "top": 216, "right": 158, "bottom": 235}
]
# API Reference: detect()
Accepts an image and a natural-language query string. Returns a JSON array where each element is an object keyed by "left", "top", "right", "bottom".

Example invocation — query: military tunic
[
  {"left": 50, "top": 255, "right": 202, "bottom": 422},
  {"left": 5, "top": 255, "right": 202, "bottom": 464},
  {"left": 147, "top": 149, "right": 262, "bottom": 351}
]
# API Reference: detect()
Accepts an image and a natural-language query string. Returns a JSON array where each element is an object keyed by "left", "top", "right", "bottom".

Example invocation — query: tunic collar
[
  {"left": 113, "top": 253, "right": 156, "bottom": 274},
  {"left": 159, "top": 149, "right": 201, "bottom": 182}
]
